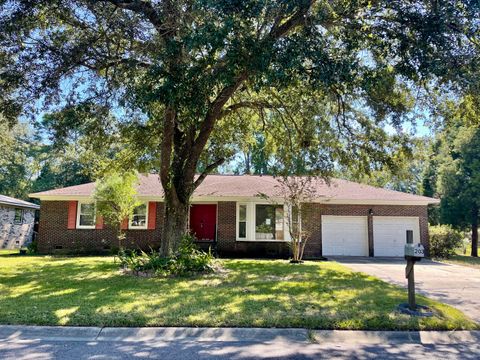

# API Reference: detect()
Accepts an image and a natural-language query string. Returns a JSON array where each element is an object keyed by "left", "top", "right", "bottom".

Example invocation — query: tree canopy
[
  {"left": 0, "top": 115, "right": 93, "bottom": 200},
  {"left": 1, "top": 0, "right": 479, "bottom": 253},
  {"left": 433, "top": 95, "right": 480, "bottom": 257},
  {"left": 0, "top": 121, "right": 34, "bottom": 198}
]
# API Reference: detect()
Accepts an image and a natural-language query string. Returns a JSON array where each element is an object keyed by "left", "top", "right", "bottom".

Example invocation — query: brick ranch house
[{"left": 30, "top": 174, "right": 439, "bottom": 258}]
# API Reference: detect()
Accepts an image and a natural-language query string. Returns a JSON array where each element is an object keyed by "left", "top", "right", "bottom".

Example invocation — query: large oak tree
[{"left": 1, "top": 0, "right": 479, "bottom": 255}]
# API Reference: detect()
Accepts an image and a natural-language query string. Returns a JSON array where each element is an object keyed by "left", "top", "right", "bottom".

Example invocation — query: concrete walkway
[
  {"left": 333, "top": 257, "right": 480, "bottom": 323},
  {"left": 0, "top": 326, "right": 479, "bottom": 359}
]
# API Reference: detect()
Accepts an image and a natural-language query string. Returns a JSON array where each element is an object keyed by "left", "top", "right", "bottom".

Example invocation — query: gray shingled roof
[
  {"left": 29, "top": 174, "right": 439, "bottom": 204},
  {"left": 0, "top": 194, "right": 40, "bottom": 209}
]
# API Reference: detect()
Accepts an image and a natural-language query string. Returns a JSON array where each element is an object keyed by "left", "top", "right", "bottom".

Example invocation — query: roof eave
[
  {"left": 316, "top": 198, "right": 440, "bottom": 206},
  {"left": 0, "top": 201, "right": 40, "bottom": 209}
]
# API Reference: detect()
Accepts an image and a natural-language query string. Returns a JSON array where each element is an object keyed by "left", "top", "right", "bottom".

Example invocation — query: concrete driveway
[{"left": 332, "top": 257, "right": 480, "bottom": 323}]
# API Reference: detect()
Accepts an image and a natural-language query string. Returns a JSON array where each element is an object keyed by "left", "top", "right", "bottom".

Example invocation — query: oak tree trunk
[
  {"left": 161, "top": 198, "right": 190, "bottom": 256},
  {"left": 472, "top": 207, "right": 478, "bottom": 258}
]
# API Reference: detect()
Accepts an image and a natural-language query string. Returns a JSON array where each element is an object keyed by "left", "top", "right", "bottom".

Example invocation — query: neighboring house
[
  {"left": 29, "top": 174, "right": 439, "bottom": 257},
  {"left": 0, "top": 195, "right": 40, "bottom": 249}
]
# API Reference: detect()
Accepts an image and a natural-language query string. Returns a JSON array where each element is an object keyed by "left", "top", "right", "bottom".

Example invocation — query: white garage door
[
  {"left": 322, "top": 216, "right": 369, "bottom": 256},
  {"left": 373, "top": 217, "right": 420, "bottom": 257}
]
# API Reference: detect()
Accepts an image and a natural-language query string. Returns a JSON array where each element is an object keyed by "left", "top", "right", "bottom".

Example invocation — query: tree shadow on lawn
[{"left": 0, "top": 257, "right": 473, "bottom": 330}]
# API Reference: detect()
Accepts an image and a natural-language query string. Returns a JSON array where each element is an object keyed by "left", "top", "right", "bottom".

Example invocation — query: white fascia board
[
  {"left": 31, "top": 195, "right": 93, "bottom": 201},
  {"left": 313, "top": 198, "right": 440, "bottom": 206},
  {"left": 0, "top": 201, "right": 40, "bottom": 210}
]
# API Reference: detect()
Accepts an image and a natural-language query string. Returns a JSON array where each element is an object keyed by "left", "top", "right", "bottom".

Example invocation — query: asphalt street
[
  {"left": 0, "top": 326, "right": 479, "bottom": 359},
  {"left": 1, "top": 337, "right": 480, "bottom": 359}
]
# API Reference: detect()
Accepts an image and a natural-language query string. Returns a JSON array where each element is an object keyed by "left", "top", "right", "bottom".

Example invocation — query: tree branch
[
  {"left": 268, "top": 1, "right": 314, "bottom": 39},
  {"left": 98, "top": 0, "right": 170, "bottom": 37},
  {"left": 185, "top": 71, "right": 249, "bottom": 183},
  {"left": 219, "top": 100, "right": 277, "bottom": 118},
  {"left": 194, "top": 157, "right": 226, "bottom": 188},
  {"left": 159, "top": 107, "right": 178, "bottom": 203},
  {"left": 184, "top": 1, "right": 316, "bottom": 188}
]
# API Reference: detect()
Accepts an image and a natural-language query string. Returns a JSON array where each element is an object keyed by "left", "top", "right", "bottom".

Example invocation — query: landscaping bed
[{"left": 0, "top": 254, "right": 476, "bottom": 330}]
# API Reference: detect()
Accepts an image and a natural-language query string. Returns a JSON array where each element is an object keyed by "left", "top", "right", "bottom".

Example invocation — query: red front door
[{"left": 189, "top": 204, "right": 217, "bottom": 241}]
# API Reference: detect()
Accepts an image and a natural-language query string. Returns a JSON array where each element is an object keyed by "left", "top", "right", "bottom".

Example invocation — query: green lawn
[
  {"left": 434, "top": 246, "right": 480, "bottom": 269},
  {"left": 0, "top": 254, "right": 476, "bottom": 330},
  {"left": 0, "top": 249, "right": 22, "bottom": 255},
  {"left": 440, "top": 254, "right": 480, "bottom": 269}
]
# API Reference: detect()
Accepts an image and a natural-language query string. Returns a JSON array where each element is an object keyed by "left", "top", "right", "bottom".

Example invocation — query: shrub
[
  {"left": 116, "top": 249, "right": 145, "bottom": 271},
  {"left": 116, "top": 235, "right": 215, "bottom": 276},
  {"left": 429, "top": 225, "right": 463, "bottom": 259},
  {"left": 169, "top": 234, "right": 216, "bottom": 276},
  {"left": 27, "top": 237, "right": 38, "bottom": 254}
]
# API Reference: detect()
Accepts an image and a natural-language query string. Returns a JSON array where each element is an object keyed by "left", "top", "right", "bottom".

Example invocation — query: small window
[
  {"left": 77, "top": 202, "right": 96, "bottom": 228},
  {"left": 130, "top": 203, "right": 147, "bottom": 229},
  {"left": 238, "top": 204, "right": 247, "bottom": 239},
  {"left": 255, "top": 204, "right": 284, "bottom": 240},
  {"left": 14, "top": 209, "right": 23, "bottom": 224}
]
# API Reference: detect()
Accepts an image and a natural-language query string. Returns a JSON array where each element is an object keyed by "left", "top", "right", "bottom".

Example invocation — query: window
[
  {"left": 236, "top": 202, "right": 288, "bottom": 241},
  {"left": 255, "top": 204, "right": 284, "bottom": 240},
  {"left": 77, "top": 202, "right": 96, "bottom": 229},
  {"left": 130, "top": 203, "right": 147, "bottom": 229},
  {"left": 238, "top": 204, "right": 247, "bottom": 239},
  {"left": 14, "top": 209, "right": 23, "bottom": 224}
]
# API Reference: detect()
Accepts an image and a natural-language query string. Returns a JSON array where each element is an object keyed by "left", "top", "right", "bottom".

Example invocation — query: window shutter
[
  {"left": 95, "top": 215, "right": 104, "bottom": 229},
  {"left": 148, "top": 202, "right": 157, "bottom": 230},
  {"left": 67, "top": 201, "right": 78, "bottom": 229},
  {"left": 120, "top": 218, "right": 129, "bottom": 230}
]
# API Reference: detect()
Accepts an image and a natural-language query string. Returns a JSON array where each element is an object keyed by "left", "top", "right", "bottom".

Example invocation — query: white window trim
[
  {"left": 236, "top": 203, "right": 249, "bottom": 241},
  {"left": 76, "top": 201, "right": 96, "bottom": 229},
  {"left": 129, "top": 202, "right": 149, "bottom": 230},
  {"left": 236, "top": 202, "right": 291, "bottom": 242}
]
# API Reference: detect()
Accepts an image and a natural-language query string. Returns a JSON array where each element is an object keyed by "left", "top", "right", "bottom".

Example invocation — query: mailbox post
[{"left": 404, "top": 230, "right": 424, "bottom": 311}]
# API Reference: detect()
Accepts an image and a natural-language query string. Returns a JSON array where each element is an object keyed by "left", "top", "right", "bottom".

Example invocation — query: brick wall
[
  {"left": 301, "top": 204, "right": 430, "bottom": 258},
  {"left": 215, "top": 202, "right": 429, "bottom": 258},
  {"left": 38, "top": 200, "right": 429, "bottom": 257},
  {"left": 215, "top": 201, "right": 291, "bottom": 258},
  {"left": 38, "top": 201, "right": 164, "bottom": 254}
]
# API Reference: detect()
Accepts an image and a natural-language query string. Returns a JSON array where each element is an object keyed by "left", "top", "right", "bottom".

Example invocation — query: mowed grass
[
  {"left": 0, "top": 254, "right": 477, "bottom": 330},
  {"left": 441, "top": 254, "right": 480, "bottom": 269},
  {"left": 435, "top": 246, "right": 480, "bottom": 269}
]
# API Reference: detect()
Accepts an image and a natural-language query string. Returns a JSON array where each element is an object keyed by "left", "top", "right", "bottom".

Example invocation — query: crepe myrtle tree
[
  {"left": 260, "top": 176, "right": 317, "bottom": 263},
  {"left": 1, "top": 1, "right": 479, "bottom": 255},
  {"left": 94, "top": 171, "right": 141, "bottom": 249}
]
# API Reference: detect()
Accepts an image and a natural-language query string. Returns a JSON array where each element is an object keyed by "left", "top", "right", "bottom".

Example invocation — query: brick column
[{"left": 367, "top": 210, "right": 374, "bottom": 257}]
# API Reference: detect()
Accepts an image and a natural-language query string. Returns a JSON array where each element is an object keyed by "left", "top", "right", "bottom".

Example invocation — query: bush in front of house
[
  {"left": 429, "top": 225, "right": 463, "bottom": 259},
  {"left": 117, "top": 234, "right": 216, "bottom": 276},
  {"left": 27, "top": 237, "right": 38, "bottom": 254}
]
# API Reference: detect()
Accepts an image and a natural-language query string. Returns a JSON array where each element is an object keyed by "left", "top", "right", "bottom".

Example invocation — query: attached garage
[
  {"left": 373, "top": 216, "right": 420, "bottom": 257},
  {"left": 322, "top": 216, "right": 369, "bottom": 256}
]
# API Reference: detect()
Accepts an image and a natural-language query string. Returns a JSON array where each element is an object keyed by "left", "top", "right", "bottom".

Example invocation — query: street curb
[
  {"left": 0, "top": 325, "right": 102, "bottom": 342},
  {"left": 0, "top": 325, "right": 479, "bottom": 345},
  {"left": 97, "top": 327, "right": 308, "bottom": 343},
  {"left": 311, "top": 330, "right": 480, "bottom": 345}
]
